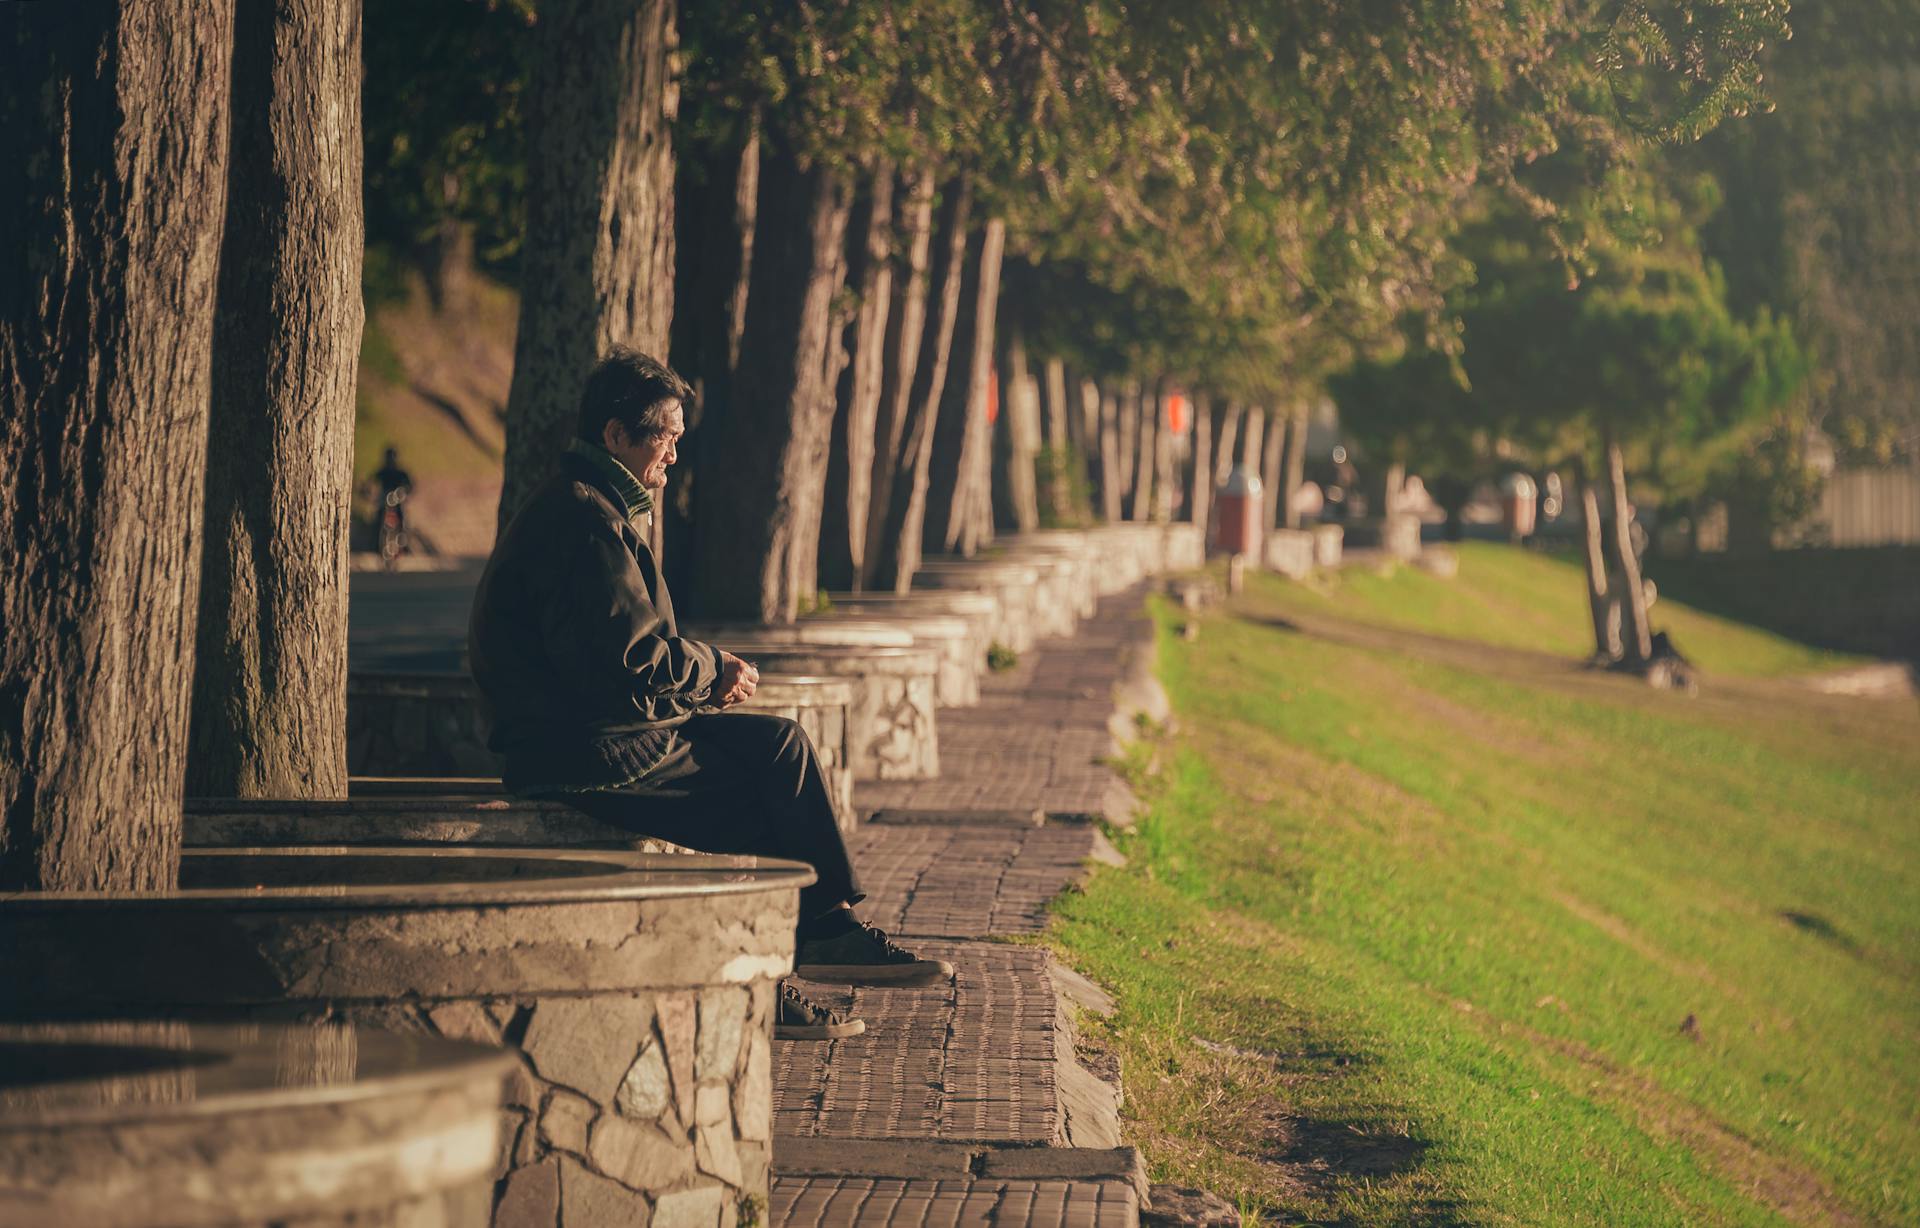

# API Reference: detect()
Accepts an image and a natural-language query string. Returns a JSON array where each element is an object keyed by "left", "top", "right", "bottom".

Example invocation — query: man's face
[{"left": 604, "top": 403, "right": 685, "bottom": 490}]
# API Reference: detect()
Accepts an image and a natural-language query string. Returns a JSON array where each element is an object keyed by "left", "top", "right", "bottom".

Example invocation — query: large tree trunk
[
  {"left": 1212, "top": 400, "right": 1243, "bottom": 488},
  {"left": 867, "top": 175, "right": 967, "bottom": 593},
  {"left": 818, "top": 165, "right": 895, "bottom": 592},
  {"left": 689, "top": 142, "right": 854, "bottom": 622},
  {"left": 922, "top": 217, "right": 1006, "bottom": 559},
  {"left": 0, "top": 5, "right": 234, "bottom": 892},
  {"left": 1128, "top": 382, "right": 1160, "bottom": 521},
  {"left": 1606, "top": 436, "right": 1654, "bottom": 663},
  {"left": 498, "top": 0, "right": 677, "bottom": 531},
  {"left": 189, "top": 0, "right": 362, "bottom": 801},
  {"left": 1577, "top": 468, "right": 1619, "bottom": 660},
  {"left": 1279, "top": 403, "right": 1309, "bottom": 530},
  {"left": 1185, "top": 392, "right": 1214, "bottom": 528},
  {"left": 664, "top": 120, "right": 759, "bottom": 598},
  {"left": 993, "top": 326, "right": 1042, "bottom": 534}
]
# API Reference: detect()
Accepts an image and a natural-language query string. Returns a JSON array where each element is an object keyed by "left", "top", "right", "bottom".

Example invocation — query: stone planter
[
  {"left": 691, "top": 640, "right": 941, "bottom": 782},
  {"left": 1163, "top": 523, "right": 1206, "bottom": 571},
  {"left": 819, "top": 590, "right": 998, "bottom": 687},
  {"left": 912, "top": 559, "right": 1043, "bottom": 654},
  {"left": 1085, "top": 525, "right": 1151, "bottom": 591},
  {"left": 0, "top": 1020, "right": 512, "bottom": 1227},
  {"left": 695, "top": 617, "right": 978, "bottom": 708},
  {"left": 986, "top": 549, "right": 1080, "bottom": 639},
  {"left": 344, "top": 670, "right": 859, "bottom": 830},
  {"left": 999, "top": 531, "right": 1099, "bottom": 618},
  {"left": 0, "top": 847, "right": 814, "bottom": 1228},
  {"left": 796, "top": 610, "right": 981, "bottom": 707},
  {"left": 1311, "top": 523, "right": 1344, "bottom": 568},
  {"left": 1262, "top": 528, "right": 1315, "bottom": 579}
]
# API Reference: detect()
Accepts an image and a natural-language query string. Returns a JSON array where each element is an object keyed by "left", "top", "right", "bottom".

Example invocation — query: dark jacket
[{"left": 469, "top": 450, "right": 721, "bottom": 793}]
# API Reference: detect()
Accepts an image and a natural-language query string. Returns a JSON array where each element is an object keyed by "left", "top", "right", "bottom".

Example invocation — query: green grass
[
  {"left": 1048, "top": 562, "right": 1919, "bottom": 1225},
  {"left": 1257, "top": 543, "right": 1861, "bottom": 677}
]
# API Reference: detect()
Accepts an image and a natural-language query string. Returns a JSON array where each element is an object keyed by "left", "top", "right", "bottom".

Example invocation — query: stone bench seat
[
  {"left": 348, "top": 670, "right": 858, "bottom": 824},
  {"left": 184, "top": 792, "right": 699, "bottom": 851},
  {"left": 0, "top": 847, "right": 815, "bottom": 1228},
  {"left": 976, "top": 547, "right": 1085, "bottom": 638}
]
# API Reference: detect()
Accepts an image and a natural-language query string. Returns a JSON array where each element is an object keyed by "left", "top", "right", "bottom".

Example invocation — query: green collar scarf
[{"left": 567, "top": 439, "right": 655, "bottom": 523}]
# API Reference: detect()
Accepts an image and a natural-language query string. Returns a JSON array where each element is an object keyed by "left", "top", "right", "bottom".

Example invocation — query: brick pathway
[
  {"left": 848, "top": 825, "right": 1097, "bottom": 939},
  {"left": 776, "top": 942, "right": 1060, "bottom": 1144},
  {"left": 774, "top": 590, "right": 1156, "bottom": 1227},
  {"left": 772, "top": 1177, "right": 1137, "bottom": 1228}
]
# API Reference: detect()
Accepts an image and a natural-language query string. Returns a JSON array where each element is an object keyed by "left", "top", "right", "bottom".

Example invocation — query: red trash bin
[{"left": 1214, "top": 465, "right": 1264, "bottom": 556}]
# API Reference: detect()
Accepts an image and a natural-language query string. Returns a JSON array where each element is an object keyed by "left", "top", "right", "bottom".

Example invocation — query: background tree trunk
[
  {"left": 689, "top": 142, "right": 853, "bottom": 622},
  {"left": 1185, "top": 391, "right": 1214, "bottom": 528},
  {"left": 498, "top": 0, "right": 677, "bottom": 531},
  {"left": 0, "top": 5, "right": 234, "bottom": 892},
  {"left": 1212, "top": 400, "right": 1243, "bottom": 488},
  {"left": 1260, "top": 408, "right": 1285, "bottom": 530},
  {"left": 1041, "top": 356, "right": 1074, "bottom": 523},
  {"left": 993, "top": 326, "right": 1042, "bottom": 533},
  {"left": 189, "top": 0, "right": 363, "bottom": 801},
  {"left": 665, "top": 121, "right": 759, "bottom": 598},
  {"left": 1152, "top": 385, "right": 1176, "bottom": 521},
  {"left": 1116, "top": 382, "right": 1141, "bottom": 518},
  {"left": 1606, "top": 436, "right": 1655, "bottom": 663},
  {"left": 1239, "top": 405, "right": 1266, "bottom": 475},
  {"left": 867, "top": 175, "right": 968, "bottom": 592},
  {"left": 1129, "top": 382, "right": 1160, "bottom": 521},
  {"left": 923, "top": 219, "right": 1007, "bottom": 556},
  {"left": 1577, "top": 470, "right": 1619, "bottom": 659},
  {"left": 1095, "top": 384, "right": 1123, "bottom": 521},
  {"left": 818, "top": 165, "right": 895, "bottom": 591},
  {"left": 1279, "top": 403, "right": 1309, "bottom": 530}
]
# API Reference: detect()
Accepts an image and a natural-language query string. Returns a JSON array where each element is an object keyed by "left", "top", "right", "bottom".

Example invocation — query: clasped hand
[{"left": 713, "top": 651, "right": 759, "bottom": 707}]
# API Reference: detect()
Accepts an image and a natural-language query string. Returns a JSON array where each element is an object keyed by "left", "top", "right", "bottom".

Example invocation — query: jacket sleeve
[{"left": 536, "top": 514, "right": 722, "bottom": 722}]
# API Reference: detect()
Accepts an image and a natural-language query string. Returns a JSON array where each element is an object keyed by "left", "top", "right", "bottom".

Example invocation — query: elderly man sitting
[{"left": 469, "top": 348, "right": 949, "bottom": 1040}]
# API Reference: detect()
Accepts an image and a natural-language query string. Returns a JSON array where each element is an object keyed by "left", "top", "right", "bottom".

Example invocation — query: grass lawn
[
  {"left": 1258, "top": 542, "right": 1863, "bottom": 677},
  {"left": 1048, "top": 550, "right": 1918, "bottom": 1225}
]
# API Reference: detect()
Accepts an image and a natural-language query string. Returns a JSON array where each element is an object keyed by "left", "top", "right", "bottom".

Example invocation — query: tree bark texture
[
  {"left": 498, "top": 0, "right": 677, "bottom": 531},
  {"left": 0, "top": 4, "right": 234, "bottom": 892},
  {"left": 818, "top": 166, "right": 895, "bottom": 592},
  {"left": 664, "top": 121, "right": 759, "bottom": 598},
  {"left": 1095, "top": 384, "right": 1123, "bottom": 522},
  {"left": 1115, "top": 383, "right": 1141, "bottom": 518},
  {"left": 993, "top": 327, "right": 1042, "bottom": 534},
  {"left": 1185, "top": 392, "right": 1213, "bottom": 528},
  {"left": 1577, "top": 471, "right": 1619, "bottom": 659},
  {"left": 922, "top": 219, "right": 1007, "bottom": 558},
  {"left": 1606, "top": 437, "right": 1654, "bottom": 663},
  {"left": 865, "top": 174, "right": 961, "bottom": 593},
  {"left": 1212, "top": 400, "right": 1242, "bottom": 486},
  {"left": 688, "top": 144, "right": 853, "bottom": 622},
  {"left": 1260, "top": 408, "right": 1285, "bottom": 530},
  {"left": 1280, "top": 403, "right": 1309, "bottom": 530},
  {"left": 188, "top": 0, "right": 363, "bottom": 801},
  {"left": 1040, "top": 356, "right": 1074, "bottom": 523}
]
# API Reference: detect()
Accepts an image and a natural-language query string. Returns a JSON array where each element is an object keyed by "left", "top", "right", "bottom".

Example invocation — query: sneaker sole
[
  {"left": 795, "top": 958, "right": 955, "bottom": 987},
  {"left": 775, "top": 1018, "right": 866, "bottom": 1041}
]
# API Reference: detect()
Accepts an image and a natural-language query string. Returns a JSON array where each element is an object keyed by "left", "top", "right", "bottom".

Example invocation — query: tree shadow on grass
[{"left": 1247, "top": 1097, "right": 1471, "bottom": 1227}]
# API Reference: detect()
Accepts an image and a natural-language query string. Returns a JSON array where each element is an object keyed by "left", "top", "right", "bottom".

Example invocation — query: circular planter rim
[
  {"left": 0, "top": 847, "right": 815, "bottom": 913},
  {"left": 0, "top": 1023, "right": 514, "bottom": 1130}
]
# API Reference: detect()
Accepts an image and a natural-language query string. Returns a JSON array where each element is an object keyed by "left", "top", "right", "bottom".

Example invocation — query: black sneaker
[
  {"left": 775, "top": 980, "right": 865, "bottom": 1041},
  {"left": 796, "top": 919, "right": 955, "bottom": 988}
]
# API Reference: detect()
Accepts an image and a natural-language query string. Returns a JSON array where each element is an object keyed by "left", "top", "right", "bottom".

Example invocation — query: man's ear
[{"left": 602, "top": 419, "right": 627, "bottom": 452}]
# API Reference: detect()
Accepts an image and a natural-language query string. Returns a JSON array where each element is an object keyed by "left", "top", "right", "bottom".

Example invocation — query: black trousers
[{"left": 549, "top": 713, "right": 862, "bottom": 918}]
